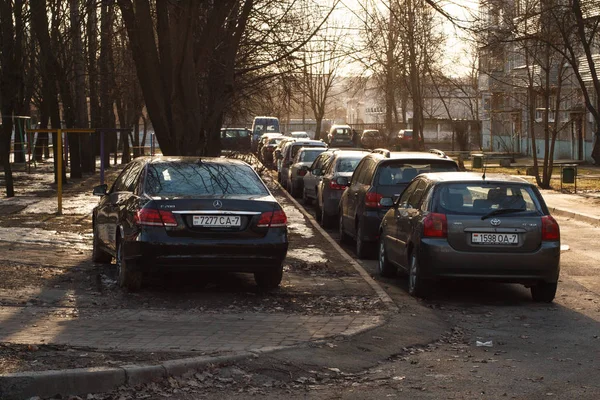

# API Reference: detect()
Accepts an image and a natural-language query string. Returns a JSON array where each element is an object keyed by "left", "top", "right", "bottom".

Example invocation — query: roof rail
[
  {"left": 428, "top": 149, "right": 447, "bottom": 158},
  {"left": 371, "top": 148, "right": 391, "bottom": 158}
]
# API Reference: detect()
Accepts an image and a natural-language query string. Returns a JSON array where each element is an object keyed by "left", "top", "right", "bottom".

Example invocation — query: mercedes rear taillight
[
  {"left": 423, "top": 213, "right": 447, "bottom": 238},
  {"left": 541, "top": 215, "right": 560, "bottom": 241},
  {"left": 257, "top": 210, "right": 288, "bottom": 228},
  {"left": 134, "top": 208, "right": 178, "bottom": 227},
  {"left": 365, "top": 192, "right": 383, "bottom": 208}
]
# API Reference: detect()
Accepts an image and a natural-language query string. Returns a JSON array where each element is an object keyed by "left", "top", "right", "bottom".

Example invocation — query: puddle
[
  {"left": 286, "top": 247, "right": 328, "bottom": 263},
  {"left": 0, "top": 227, "right": 91, "bottom": 250}
]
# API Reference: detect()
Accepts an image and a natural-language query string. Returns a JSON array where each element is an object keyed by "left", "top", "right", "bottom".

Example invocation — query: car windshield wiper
[{"left": 481, "top": 208, "right": 526, "bottom": 220}]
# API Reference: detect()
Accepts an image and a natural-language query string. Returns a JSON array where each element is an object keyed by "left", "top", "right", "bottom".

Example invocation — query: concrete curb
[
  {"left": 274, "top": 176, "right": 399, "bottom": 313},
  {"left": 0, "top": 352, "right": 257, "bottom": 400},
  {"left": 550, "top": 206, "right": 600, "bottom": 226}
]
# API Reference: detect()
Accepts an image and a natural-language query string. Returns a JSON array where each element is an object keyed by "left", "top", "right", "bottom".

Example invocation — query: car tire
[
  {"left": 321, "top": 206, "right": 334, "bottom": 228},
  {"left": 116, "top": 235, "right": 143, "bottom": 292},
  {"left": 408, "top": 252, "right": 429, "bottom": 298},
  {"left": 355, "top": 222, "right": 372, "bottom": 259},
  {"left": 254, "top": 266, "right": 283, "bottom": 290},
  {"left": 92, "top": 224, "right": 112, "bottom": 263},
  {"left": 302, "top": 188, "right": 312, "bottom": 205},
  {"left": 339, "top": 213, "right": 351, "bottom": 244},
  {"left": 531, "top": 281, "right": 557, "bottom": 303},
  {"left": 291, "top": 182, "right": 301, "bottom": 198},
  {"left": 378, "top": 237, "right": 396, "bottom": 277}
]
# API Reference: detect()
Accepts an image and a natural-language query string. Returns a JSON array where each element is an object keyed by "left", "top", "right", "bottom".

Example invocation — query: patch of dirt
[{"left": 0, "top": 342, "right": 205, "bottom": 374}]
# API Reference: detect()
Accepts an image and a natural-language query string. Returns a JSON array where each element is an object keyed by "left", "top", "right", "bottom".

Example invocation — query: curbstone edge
[{"left": 0, "top": 367, "right": 126, "bottom": 400}]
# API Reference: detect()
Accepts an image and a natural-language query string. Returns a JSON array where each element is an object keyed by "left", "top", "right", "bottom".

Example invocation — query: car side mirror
[
  {"left": 93, "top": 184, "right": 108, "bottom": 196},
  {"left": 313, "top": 168, "right": 322, "bottom": 176},
  {"left": 380, "top": 197, "right": 394, "bottom": 207},
  {"left": 336, "top": 177, "right": 349, "bottom": 186}
]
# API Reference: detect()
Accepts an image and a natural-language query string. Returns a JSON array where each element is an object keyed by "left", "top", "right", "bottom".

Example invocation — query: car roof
[
  {"left": 143, "top": 156, "right": 249, "bottom": 167},
  {"left": 291, "top": 140, "right": 326, "bottom": 146},
  {"left": 367, "top": 151, "right": 454, "bottom": 162},
  {"left": 331, "top": 150, "right": 371, "bottom": 158},
  {"left": 420, "top": 172, "right": 532, "bottom": 185},
  {"left": 221, "top": 127, "right": 248, "bottom": 130}
]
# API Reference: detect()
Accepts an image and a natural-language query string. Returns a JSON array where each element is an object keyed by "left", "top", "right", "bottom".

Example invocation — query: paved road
[{"left": 92, "top": 200, "right": 600, "bottom": 399}]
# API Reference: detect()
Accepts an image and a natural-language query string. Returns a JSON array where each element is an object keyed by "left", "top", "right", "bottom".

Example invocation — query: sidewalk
[{"left": 540, "top": 190, "right": 600, "bottom": 225}]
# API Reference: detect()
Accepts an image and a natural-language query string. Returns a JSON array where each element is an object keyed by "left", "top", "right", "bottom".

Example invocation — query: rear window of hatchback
[{"left": 432, "top": 183, "right": 542, "bottom": 216}]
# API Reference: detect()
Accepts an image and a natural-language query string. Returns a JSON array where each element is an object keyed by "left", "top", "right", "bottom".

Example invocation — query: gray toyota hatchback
[{"left": 378, "top": 172, "right": 560, "bottom": 302}]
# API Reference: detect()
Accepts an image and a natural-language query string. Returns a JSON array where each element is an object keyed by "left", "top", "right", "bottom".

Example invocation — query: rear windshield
[
  {"left": 432, "top": 183, "right": 541, "bottom": 216},
  {"left": 291, "top": 144, "right": 323, "bottom": 158},
  {"left": 269, "top": 138, "right": 283, "bottom": 145},
  {"left": 333, "top": 128, "right": 351, "bottom": 136},
  {"left": 402, "top": 130, "right": 413, "bottom": 137},
  {"left": 145, "top": 162, "right": 268, "bottom": 196},
  {"left": 336, "top": 156, "right": 365, "bottom": 172},
  {"left": 377, "top": 161, "right": 457, "bottom": 185},
  {"left": 300, "top": 148, "right": 326, "bottom": 162}
]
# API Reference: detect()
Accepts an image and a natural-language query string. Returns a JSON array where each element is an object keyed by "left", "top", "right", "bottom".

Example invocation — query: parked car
[
  {"left": 392, "top": 129, "right": 422, "bottom": 150},
  {"left": 315, "top": 150, "right": 370, "bottom": 227},
  {"left": 92, "top": 157, "right": 288, "bottom": 291},
  {"left": 302, "top": 150, "right": 337, "bottom": 204},
  {"left": 360, "top": 129, "right": 387, "bottom": 149},
  {"left": 339, "top": 151, "right": 459, "bottom": 258},
  {"left": 276, "top": 139, "right": 297, "bottom": 181},
  {"left": 290, "top": 131, "right": 310, "bottom": 139},
  {"left": 251, "top": 116, "right": 280, "bottom": 152},
  {"left": 261, "top": 136, "right": 285, "bottom": 167},
  {"left": 278, "top": 140, "right": 327, "bottom": 190},
  {"left": 377, "top": 172, "right": 560, "bottom": 301},
  {"left": 220, "top": 128, "right": 251, "bottom": 152},
  {"left": 287, "top": 147, "right": 328, "bottom": 197},
  {"left": 257, "top": 133, "right": 283, "bottom": 162},
  {"left": 327, "top": 124, "right": 354, "bottom": 147}
]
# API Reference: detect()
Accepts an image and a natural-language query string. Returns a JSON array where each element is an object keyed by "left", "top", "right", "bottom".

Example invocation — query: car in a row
[
  {"left": 92, "top": 157, "right": 288, "bottom": 292},
  {"left": 285, "top": 147, "right": 560, "bottom": 303}
]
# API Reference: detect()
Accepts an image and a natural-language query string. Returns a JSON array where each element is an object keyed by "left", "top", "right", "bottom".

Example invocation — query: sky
[{"left": 322, "top": 0, "right": 479, "bottom": 77}]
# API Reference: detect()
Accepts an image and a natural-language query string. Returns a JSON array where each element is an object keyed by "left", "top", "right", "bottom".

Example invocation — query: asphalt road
[{"left": 105, "top": 195, "right": 600, "bottom": 399}]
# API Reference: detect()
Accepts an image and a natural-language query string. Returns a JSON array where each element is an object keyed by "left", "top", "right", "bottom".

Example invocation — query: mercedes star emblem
[
  {"left": 490, "top": 218, "right": 501, "bottom": 226},
  {"left": 213, "top": 200, "right": 223, "bottom": 209}
]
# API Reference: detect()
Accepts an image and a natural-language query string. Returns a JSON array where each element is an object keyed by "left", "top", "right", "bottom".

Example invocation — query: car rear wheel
[
  {"left": 302, "top": 188, "right": 312, "bottom": 205},
  {"left": 321, "top": 207, "right": 334, "bottom": 228},
  {"left": 408, "top": 252, "right": 428, "bottom": 298},
  {"left": 117, "top": 236, "right": 143, "bottom": 292},
  {"left": 531, "top": 281, "right": 557, "bottom": 303},
  {"left": 92, "top": 224, "right": 112, "bottom": 263},
  {"left": 254, "top": 265, "right": 283, "bottom": 290},
  {"left": 355, "top": 223, "right": 372, "bottom": 259},
  {"left": 378, "top": 237, "right": 396, "bottom": 277},
  {"left": 339, "top": 213, "right": 351, "bottom": 244}
]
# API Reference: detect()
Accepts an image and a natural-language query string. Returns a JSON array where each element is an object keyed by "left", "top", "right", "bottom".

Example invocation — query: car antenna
[{"left": 482, "top": 155, "right": 487, "bottom": 180}]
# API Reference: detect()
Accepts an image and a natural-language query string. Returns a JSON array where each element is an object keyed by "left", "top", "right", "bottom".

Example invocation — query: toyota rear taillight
[
  {"left": 541, "top": 215, "right": 560, "bottom": 241},
  {"left": 423, "top": 213, "right": 447, "bottom": 238},
  {"left": 298, "top": 169, "right": 307, "bottom": 177},
  {"left": 365, "top": 192, "right": 383, "bottom": 208},
  {"left": 257, "top": 210, "right": 288, "bottom": 228},
  {"left": 135, "top": 208, "right": 178, "bottom": 227}
]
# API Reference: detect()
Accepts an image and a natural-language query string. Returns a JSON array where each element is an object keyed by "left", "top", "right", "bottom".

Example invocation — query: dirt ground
[{"left": 0, "top": 159, "right": 384, "bottom": 374}]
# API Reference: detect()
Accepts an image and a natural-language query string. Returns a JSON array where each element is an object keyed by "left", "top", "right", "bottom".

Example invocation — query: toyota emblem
[
  {"left": 490, "top": 218, "right": 501, "bottom": 226},
  {"left": 213, "top": 200, "right": 223, "bottom": 209}
]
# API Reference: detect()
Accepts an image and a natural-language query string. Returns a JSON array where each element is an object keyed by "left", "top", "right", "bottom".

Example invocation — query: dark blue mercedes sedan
[{"left": 91, "top": 157, "right": 288, "bottom": 291}]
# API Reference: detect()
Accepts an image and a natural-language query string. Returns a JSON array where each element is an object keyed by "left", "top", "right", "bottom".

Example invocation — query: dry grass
[{"left": 465, "top": 165, "right": 600, "bottom": 193}]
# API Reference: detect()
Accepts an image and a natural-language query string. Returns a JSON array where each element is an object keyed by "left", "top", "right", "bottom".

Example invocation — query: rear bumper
[
  {"left": 360, "top": 210, "right": 388, "bottom": 242},
  {"left": 292, "top": 177, "right": 305, "bottom": 190},
  {"left": 418, "top": 239, "right": 560, "bottom": 283},
  {"left": 124, "top": 229, "right": 288, "bottom": 272}
]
